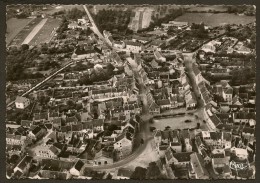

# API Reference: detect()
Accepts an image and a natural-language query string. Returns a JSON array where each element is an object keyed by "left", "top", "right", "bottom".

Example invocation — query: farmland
[
  {"left": 29, "top": 18, "right": 61, "bottom": 46},
  {"left": 43, "top": 5, "right": 85, "bottom": 15},
  {"left": 186, "top": 5, "right": 228, "bottom": 12},
  {"left": 9, "top": 18, "right": 42, "bottom": 46},
  {"left": 6, "top": 18, "right": 34, "bottom": 45},
  {"left": 22, "top": 18, "right": 48, "bottom": 45},
  {"left": 175, "top": 13, "right": 255, "bottom": 27}
]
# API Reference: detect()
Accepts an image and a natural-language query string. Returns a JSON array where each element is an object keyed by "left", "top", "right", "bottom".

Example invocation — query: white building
[{"left": 15, "top": 96, "right": 30, "bottom": 109}]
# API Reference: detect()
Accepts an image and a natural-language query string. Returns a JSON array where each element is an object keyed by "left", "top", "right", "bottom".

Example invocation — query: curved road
[{"left": 84, "top": 137, "right": 153, "bottom": 171}]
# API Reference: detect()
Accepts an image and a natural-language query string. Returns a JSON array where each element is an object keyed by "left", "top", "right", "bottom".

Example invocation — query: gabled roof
[
  {"left": 21, "top": 120, "right": 32, "bottom": 128},
  {"left": 157, "top": 99, "right": 171, "bottom": 106},
  {"left": 149, "top": 102, "right": 160, "bottom": 111},
  {"left": 116, "top": 131, "right": 133, "bottom": 142},
  {"left": 154, "top": 130, "right": 162, "bottom": 137},
  {"left": 224, "top": 87, "right": 233, "bottom": 94},
  {"left": 190, "top": 153, "right": 209, "bottom": 178},
  {"left": 49, "top": 146, "right": 60, "bottom": 155},
  {"left": 125, "top": 40, "right": 143, "bottom": 47},
  {"left": 172, "top": 152, "right": 193, "bottom": 162},
  {"left": 192, "top": 63, "right": 201, "bottom": 76},
  {"left": 210, "top": 132, "right": 222, "bottom": 141},
  {"left": 66, "top": 116, "right": 78, "bottom": 124},
  {"left": 73, "top": 159, "right": 84, "bottom": 171},
  {"left": 31, "top": 126, "right": 42, "bottom": 135},
  {"left": 15, "top": 96, "right": 29, "bottom": 103},
  {"left": 209, "top": 114, "right": 222, "bottom": 127},
  {"left": 16, "top": 156, "right": 33, "bottom": 171},
  {"left": 34, "top": 112, "right": 48, "bottom": 121},
  {"left": 39, "top": 170, "right": 68, "bottom": 179}
]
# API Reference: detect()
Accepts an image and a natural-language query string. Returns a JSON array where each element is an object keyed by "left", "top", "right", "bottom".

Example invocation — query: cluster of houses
[
  {"left": 6, "top": 9, "right": 256, "bottom": 180},
  {"left": 139, "top": 51, "right": 197, "bottom": 114},
  {"left": 7, "top": 96, "right": 142, "bottom": 179},
  {"left": 7, "top": 51, "right": 146, "bottom": 179},
  {"left": 153, "top": 128, "right": 255, "bottom": 179}
]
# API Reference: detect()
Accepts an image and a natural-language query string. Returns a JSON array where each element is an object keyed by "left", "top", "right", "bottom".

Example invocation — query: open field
[
  {"left": 29, "top": 18, "right": 61, "bottom": 46},
  {"left": 9, "top": 18, "right": 43, "bottom": 46},
  {"left": 22, "top": 18, "right": 48, "bottom": 45},
  {"left": 186, "top": 5, "right": 228, "bottom": 12},
  {"left": 6, "top": 18, "right": 34, "bottom": 45},
  {"left": 175, "top": 13, "right": 255, "bottom": 26},
  {"left": 43, "top": 5, "right": 85, "bottom": 15}
]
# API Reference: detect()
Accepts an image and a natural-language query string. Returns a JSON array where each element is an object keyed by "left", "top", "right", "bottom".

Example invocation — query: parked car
[{"left": 184, "top": 119, "right": 192, "bottom": 123}]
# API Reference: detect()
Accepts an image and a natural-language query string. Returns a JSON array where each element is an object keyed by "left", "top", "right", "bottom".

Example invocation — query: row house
[
  {"left": 89, "top": 87, "right": 128, "bottom": 100},
  {"left": 34, "top": 144, "right": 62, "bottom": 159},
  {"left": 203, "top": 104, "right": 223, "bottom": 131},
  {"left": 201, "top": 131, "right": 232, "bottom": 149},
  {"left": 185, "top": 90, "right": 197, "bottom": 110},
  {"left": 132, "top": 35, "right": 151, "bottom": 44},
  {"left": 93, "top": 146, "right": 114, "bottom": 166},
  {"left": 154, "top": 129, "right": 182, "bottom": 154},
  {"left": 149, "top": 102, "right": 160, "bottom": 115},
  {"left": 213, "top": 80, "right": 233, "bottom": 104},
  {"left": 6, "top": 134, "right": 26, "bottom": 146},
  {"left": 124, "top": 41, "right": 144, "bottom": 53},
  {"left": 165, "top": 148, "right": 193, "bottom": 168},
  {"left": 179, "top": 129, "right": 192, "bottom": 152},
  {"left": 189, "top": 153, "right": 209, "bottom": 179},
  {"left": 233, "top": 112, "right": 256, "bottom": 125},
  {"left": 154, "top": 50, "right": 166, "bottom": 62},
  {"left": 192, "top": 63, "right": 204, "bottom": 85},
  {"left": 114, "top": 130, "right": 134, "bottom": 160}
]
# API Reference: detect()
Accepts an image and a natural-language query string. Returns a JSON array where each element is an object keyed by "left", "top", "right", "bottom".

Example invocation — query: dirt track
[{"left": 22, "top": 18, "right": 48, "bottom": 45}]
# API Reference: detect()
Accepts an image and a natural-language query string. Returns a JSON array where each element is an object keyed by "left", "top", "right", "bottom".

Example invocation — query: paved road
[
  {"left": 84, "top": 137, "right": 153, "bottom": 171},
  {"left": 82, "top": 5, "right": 106, "bottom": 41}
]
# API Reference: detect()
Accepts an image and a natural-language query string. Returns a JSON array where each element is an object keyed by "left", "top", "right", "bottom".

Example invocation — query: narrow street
[{"left": 183, "top": 52, "right": 207, "bottom": 129}]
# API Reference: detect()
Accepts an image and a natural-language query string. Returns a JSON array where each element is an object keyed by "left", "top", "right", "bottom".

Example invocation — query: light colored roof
[{"left": 15, "top": 96, "right": 29, "bottom": 103}]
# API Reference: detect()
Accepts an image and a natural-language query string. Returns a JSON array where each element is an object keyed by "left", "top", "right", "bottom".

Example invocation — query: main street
[
  {"left": 183, "top": 52, "right": 207, "bottom": 128},
  {"left": 80, "top": 4, "right": 208, "bottom": 171}
]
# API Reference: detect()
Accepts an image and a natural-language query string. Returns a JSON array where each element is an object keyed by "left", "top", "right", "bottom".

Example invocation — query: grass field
[
  {"left": 44, "top": 5, "right": 85, "bottom": 15},
  {"left": 22, "top": 18, "right": 48, "bottom": 45},
  {"left": 29, "top": 18, "right": 61, "bottom": 46},
  {"left": 6, "top": 18, "right": 34, "bottom": 45},
  {"left": 187, "top": 5, "right": 228, "bottom": 12},
  {"left": 175, "top": 13, "right": 255, "bottom": 27},
  {"left": 9, "top": 18, "right": 43, "bottom": 46}
]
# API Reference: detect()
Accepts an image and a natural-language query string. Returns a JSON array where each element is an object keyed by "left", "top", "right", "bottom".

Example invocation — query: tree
[
  {"left": 21, "top": 44, "right": 29, "bottom": 51},
  {"left": 146, "top": 162, "right": 161, "bottom": 179},
  {"left": 131, "top": 166, "right": 147, "bottom": 180},
  {"left": 197, "top": 123, "right": 201, "bottom": 129},
  {"left": 106, "top": 173, "right": 112, "bottom": 179},
  {"left": 67, "top": 100, "right": 75, "bottom": 107}
]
